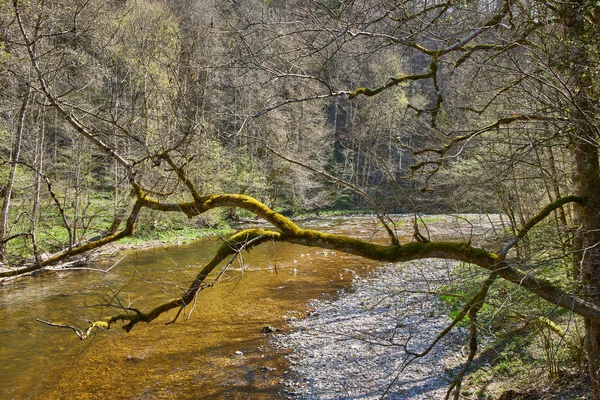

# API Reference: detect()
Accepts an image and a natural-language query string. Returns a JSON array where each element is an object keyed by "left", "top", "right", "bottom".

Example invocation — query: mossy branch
[
  {"left": 410, "top": 114, "right": 565, "bottom": 180},
  {"left": 445, "top": 272, "right": 498, "bottom": 400},
  {"left": 264, "top": 144, "right": 399, "bottom": 245},
  {"left": 87, "top": 194, "right": 600, "bottom": 334},
  {"left": 459, "top": 75, "right": 529, "bottom": 114},
  {"left": 502, "top": 195, "right": 585, "bottom": 255},
  {"left": 100, "top": 228, "right": 281, "bottom": 332},
  {"left": 161, "top": 153, "right": 204, "bottom": 204},
  {"left": 413, "top": 114, "right": 551, "bottom": 160},
  {"left": 0, "top": 201, "right": 143, "bottom": 279},
  {"left": 347, "top": 70, "right": 435, "bottom": 99},
  {"left": 36, "top": 318, "right": 109, "bottom": 340},
  {"left": 28, "top": 170, "right": 600, "bottom": 334}
]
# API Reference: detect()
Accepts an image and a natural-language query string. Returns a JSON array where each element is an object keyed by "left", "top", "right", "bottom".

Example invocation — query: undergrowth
[{"left": 438, "top": 262, "right": 589, "bottom": 399}]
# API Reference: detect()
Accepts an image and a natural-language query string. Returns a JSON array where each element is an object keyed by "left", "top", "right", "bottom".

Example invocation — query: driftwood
[{"left": 36, "top": 318, "right": 108, "bottom": 340}]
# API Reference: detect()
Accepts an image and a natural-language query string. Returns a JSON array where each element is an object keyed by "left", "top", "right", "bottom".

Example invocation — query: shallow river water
[{"left": 0, "top": 216, "right": 389, "bottom": 399}]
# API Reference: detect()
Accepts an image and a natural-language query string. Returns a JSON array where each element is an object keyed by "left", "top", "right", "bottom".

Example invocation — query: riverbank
[
  {"left": 272, "top": 259, "right": 468, "bottom": 399},
  {"left": 2, "top": 213, "right": 589, "bottom": 398},
  {"left": 0, "top": 226, "right": 235, "bottom": 282},
  {"left": 0, "top": 218, "right": 376, "bottom": 399},
  {"left": 271, "top": 259, "right": 592, "bottom": 400},
  {"left": 0, "top": 211, "right": 492, "bottom": 282}
]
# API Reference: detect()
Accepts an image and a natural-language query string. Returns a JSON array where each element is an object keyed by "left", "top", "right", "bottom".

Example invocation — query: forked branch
[{"left": 61, "top": 190, "right": 600, "bottom": 336}]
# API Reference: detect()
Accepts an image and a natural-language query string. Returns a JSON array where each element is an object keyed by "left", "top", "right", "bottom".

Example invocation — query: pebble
[
  {"left": 271, "top": 260, "right": 467, "bottom": 399},
  {"left": 231, "top": 350, "right": 244, "bottom": 359}
]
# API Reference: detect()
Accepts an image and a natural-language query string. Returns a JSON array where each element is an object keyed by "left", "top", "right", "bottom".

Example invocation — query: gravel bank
[{"left": 272, "top": 260, "right": 469, "bottom": 399}]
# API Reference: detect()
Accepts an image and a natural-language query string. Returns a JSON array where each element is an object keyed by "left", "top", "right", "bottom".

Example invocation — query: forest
[{"left": 1, "top": 0, "right": 600, "bottom": 398}]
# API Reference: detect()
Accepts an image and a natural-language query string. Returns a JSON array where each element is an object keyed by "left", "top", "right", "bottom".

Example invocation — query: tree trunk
[
  {"left": 31, "top": 98, "right": 45, "bottom": 262},
  {"left": 0, "top": 87, "right": 31, "bottom": 263},
  {"left": 574, "top": 138, "right": 600, "bottom": 399},
  {"left": 562, "top": 2, "right": 600, "bottom": 397},
  {"left": 546, "top": 146, "right": 568, "bottom": 228}
]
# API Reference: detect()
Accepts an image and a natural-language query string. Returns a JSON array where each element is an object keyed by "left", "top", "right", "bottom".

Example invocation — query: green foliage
[
  {"left": 111, "top": 0, "right": 179, "bottom": 84},
  {"left": 0, "top": 126, "right": 8, "bottom": 153},
  {"left": 222, "top": 153, "right": 271, "bottom": 202},
  {"left": 440, "top": 261, "right": 586, "bottom": 397},
  {"left": 121, "top": 224, "right": 233, "bottom": 245},
  {"left": 0, "top": 0, "right": 598, "bottom": 397},
  {"left": 0, "top": 41, "right": 9, "bottom": 67},
  {"left": 331, "top": 193, "right": 358, "bottom": 210}
]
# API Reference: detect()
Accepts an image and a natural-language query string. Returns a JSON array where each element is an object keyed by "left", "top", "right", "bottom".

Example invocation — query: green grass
[
  {"left": 436, "top": 261, "right": 587, "bottom": 399},
  {"left": 418, "top": 215, "right": 446, "bottom": 223},
  {"left": 120, "top": 226, "right": 234, "bottom": 245},
  {"left": 292, "top": 208, "right": 373, "bottom": 219}
]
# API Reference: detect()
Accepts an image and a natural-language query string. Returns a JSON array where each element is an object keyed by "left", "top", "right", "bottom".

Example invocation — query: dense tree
[{"left": 1, "top": 0, "right": 600, "bottom": 397}]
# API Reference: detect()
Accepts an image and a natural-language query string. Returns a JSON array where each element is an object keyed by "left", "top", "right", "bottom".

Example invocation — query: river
[{"left": 0, "top": 216, "right": 389, "bottom": 399}]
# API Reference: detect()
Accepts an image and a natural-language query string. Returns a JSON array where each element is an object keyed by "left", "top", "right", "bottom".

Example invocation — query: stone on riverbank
[{"left": 272, "top": 260, "right": 467, "bottom": 399}]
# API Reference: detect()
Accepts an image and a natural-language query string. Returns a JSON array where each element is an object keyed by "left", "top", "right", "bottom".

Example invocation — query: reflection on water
[{"left": 0, "top": 216, "right": 385, "bottom": 399}]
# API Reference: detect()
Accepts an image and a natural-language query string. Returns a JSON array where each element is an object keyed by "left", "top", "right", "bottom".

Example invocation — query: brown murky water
[{"left": 0, "top": 216, "right": 388, "bottom": 399}]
